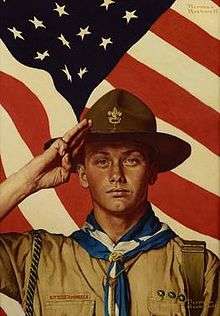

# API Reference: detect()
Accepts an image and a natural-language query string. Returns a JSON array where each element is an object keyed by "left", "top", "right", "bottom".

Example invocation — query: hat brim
[
  {"left": 44, "top": 131, "right": 191, "bottom": 173},
  {"left": 77, "top": 131, "right": 191, "bottom": 172}
]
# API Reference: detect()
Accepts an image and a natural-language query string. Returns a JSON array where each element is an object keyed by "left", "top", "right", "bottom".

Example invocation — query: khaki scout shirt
[{"left": 0, "top": 231, "right": 219, "bottom": 316}]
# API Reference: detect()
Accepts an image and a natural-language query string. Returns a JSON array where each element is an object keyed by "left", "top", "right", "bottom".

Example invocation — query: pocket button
[
  {"left": 157, "top": 290, "right": 165, "bottom": 298},
  {"left": 168, "top": 291, "right": 176, "bottom": 299},
  {"left": 178, "top": 294, "right": 186, "bottom": 302}
]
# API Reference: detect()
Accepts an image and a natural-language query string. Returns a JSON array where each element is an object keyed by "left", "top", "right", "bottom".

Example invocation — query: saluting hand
[
  {"left": 22, "top": 119, "right": 92, "bottom": 192},
  {"left": 0, "top": 119, "right": 92, "bottom": 220}
]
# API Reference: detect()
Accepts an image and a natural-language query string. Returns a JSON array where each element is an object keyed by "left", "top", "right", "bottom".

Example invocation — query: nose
[{"left": 109, "top": 161, "right": 126, "bottom": 184}]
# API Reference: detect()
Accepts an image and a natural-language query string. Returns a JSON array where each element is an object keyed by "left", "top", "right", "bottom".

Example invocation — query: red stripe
[
  {"left": 212, "top": 0, "right": 220, "bottom": 6},
  {"left": 0, "top": 71, "right": 49, "bottom": 156},
  {"left": 151, "top": 9, "right": 219, "bottom": 76},
  {"left": 0, "top": 203, "right": 31, "bottom": 233},
  {"left": 0, "top": 158, "right": 31, "bottom": 233},
  {"left": 107, "top": 54, "right": 220, "bottom": 155},
  {"left": 0, "top": 308, "right": 7, "bottom": 316},
  {"left": 57, "top": 175, "right": 92, "bottom": 227},
  {"left": 149, "top": 172, "right": 220, "bottom": 239}
]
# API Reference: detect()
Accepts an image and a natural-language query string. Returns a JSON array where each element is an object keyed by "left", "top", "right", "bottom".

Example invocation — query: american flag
[
  {"left": 0, "top": 0, "right": 175, "bottom": 118},
  {"left": 0, "top": 0, "right": 219, "bottom": 314}
]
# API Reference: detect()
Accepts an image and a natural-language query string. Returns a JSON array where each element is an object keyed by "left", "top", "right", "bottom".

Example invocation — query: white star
[
  {"left": 77, "top": 67, "right": 88, "bottom": 79},
  {"left": 122, "top": 10, "right": 138, "bottom": 23},
  {"left": 58, "top": 33, "right": 71, "bottom": 49},
  {"left": 53, "top": 3, "right": 69, "bottom": 17},
  {"left": 7, "top": 26, "right": 24, "bottom": 40},
  {"left": 100, "top": 0, "right": 115, "bottom": 11},
  {"left": 62, "top": 65, "right": 72, "bottom": 82},
  {"left": 34, "top": 50, "right": 49, "bottom": 61},
  {"left": 99, "top": 37, "right": 112, "bottom": 50},
  {"left": 29, "top": 17, "right": 46, "bottom": 29},
  {"left": 76, "top": 26, "right": 91, "bottom": 41}
]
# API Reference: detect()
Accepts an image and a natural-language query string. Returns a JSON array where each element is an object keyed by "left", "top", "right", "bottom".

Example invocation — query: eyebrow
[
  {"left": 88, "top": 150, "right": 145, "bottom": 157},
  {"left": 88, "top": 151, "right": 110, "bottom": 156}
]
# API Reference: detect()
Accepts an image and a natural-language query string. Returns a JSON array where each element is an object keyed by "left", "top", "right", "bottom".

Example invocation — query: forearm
[{"left": 0, "top": 167, "right": 36, "bottom": 219}]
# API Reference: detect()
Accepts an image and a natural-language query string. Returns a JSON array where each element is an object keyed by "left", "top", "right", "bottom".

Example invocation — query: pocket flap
[{"left": 45, "top": 299, "right": 95, "bottom": 316}]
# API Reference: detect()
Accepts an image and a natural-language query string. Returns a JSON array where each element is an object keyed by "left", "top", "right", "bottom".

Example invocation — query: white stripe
[
  {"left": 139, "top": 224, "right": 169, "bottom": 241},
  {"left": 172, "top": 0, "right": 220, "bottom": 40},
  {"left": 88, "top": 228, "right": 115, "bottom": 251},
  {"left": 153, "top": 204, "right": 219, "bottom": 256},
  {"left": 128, "top": 32, "right": 219, "bottom": 112},
  {"left": 86, "top": 80, "right": 113, "bottom": 109},
  {"left": 110, "top": 262, "right": 117, "bottom": 278},
  {"left": 108, "top": 264, "right": 116, "bottom": 316},
  {"left": 0, "top": 293, "right": 24, "bottom": 316},
  {"left": 0, "top": 105, "right": 78, "bottom": 235},
  {"left": 0, "top": 40, "right": 77, "bottom": 137},
  {"left": 115, "top": 303, "right": 120, "bottom": 316},
  {"left": 108, "top": 286, "right": 112, "bottom": 315},
  {"left": 86, "top": 80, "right": 220, "bottom": 196}
]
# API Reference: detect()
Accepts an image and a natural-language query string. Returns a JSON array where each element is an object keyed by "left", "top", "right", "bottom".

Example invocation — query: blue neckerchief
[{"left": 72, "top": 204, "right": 176, "bottom": 316}]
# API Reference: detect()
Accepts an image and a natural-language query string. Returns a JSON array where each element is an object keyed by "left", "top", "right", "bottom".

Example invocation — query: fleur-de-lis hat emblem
[{"left": 107, "top": 107, "right": 122, "bottom": 128}]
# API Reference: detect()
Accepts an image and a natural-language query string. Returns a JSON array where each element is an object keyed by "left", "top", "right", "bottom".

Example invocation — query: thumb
[{"left": 62, "top": 153, "right": 72, "bottom": 172}]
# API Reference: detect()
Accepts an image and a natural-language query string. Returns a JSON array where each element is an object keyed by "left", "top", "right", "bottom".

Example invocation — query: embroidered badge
[
  {"left": 107, "top": 107, "right": 122, "bottom": 127},
  {"left": 47, "top": 293, "right": 91, "bottom": 301}
]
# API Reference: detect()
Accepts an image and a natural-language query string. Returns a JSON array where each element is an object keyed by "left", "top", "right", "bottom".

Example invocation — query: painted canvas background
[{"left": 0, "top": 0, "right": 219, "bottom": 314}]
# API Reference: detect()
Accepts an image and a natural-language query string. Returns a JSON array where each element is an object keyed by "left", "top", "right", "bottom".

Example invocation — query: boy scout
[{"left": 0, "top": 89, "right": 219, "bottom": 316}]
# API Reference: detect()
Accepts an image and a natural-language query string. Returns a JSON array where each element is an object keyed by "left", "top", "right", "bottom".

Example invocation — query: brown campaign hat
[
  {"left": 45, "top": 89, "right": 191, "bottom": 172},
  {"left": 82, "top": 89, "right": 191, "bottom": 172}
]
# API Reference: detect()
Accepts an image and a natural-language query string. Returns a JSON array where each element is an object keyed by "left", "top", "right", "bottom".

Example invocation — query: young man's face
[{"left": 78, "top": 140, "right": 157, "bottom": 216}]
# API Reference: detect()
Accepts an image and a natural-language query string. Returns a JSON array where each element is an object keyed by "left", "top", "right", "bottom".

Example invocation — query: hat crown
[{"left": 84, "top": 89, "right": 156, "bottom": 134}]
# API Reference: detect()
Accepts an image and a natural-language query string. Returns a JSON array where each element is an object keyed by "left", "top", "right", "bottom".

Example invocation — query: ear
[
  {"left": 77, "top": 164, "right": 89, "bottom": 188},
  {"left": 148, "top": 163, "right": 158, "bottom": 185}
]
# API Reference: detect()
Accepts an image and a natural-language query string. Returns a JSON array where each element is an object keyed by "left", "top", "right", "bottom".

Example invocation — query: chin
[{"left": 105, "top": 200, "right": 134, "bottom": 215}]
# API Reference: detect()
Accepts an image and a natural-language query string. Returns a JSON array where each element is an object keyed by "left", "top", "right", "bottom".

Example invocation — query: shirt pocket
[
  {"left": 44, "top": 299, "right": 95, "bottom": 316},
  {"left": 147, "top": 301, "right": 185, "bottom": 316}
]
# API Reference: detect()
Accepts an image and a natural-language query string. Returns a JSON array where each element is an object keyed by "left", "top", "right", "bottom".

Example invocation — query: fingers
[
  {"left": 68, "top": 125, "right": 89, "bottom": 151},
  {"left": 43, "top": 119, "right": 91, "bottom": 165},
  {"left": 52, "top": 138, "right": 69, "bottom": 156},
  {"left": 62, "top": 119, "right": 92, "bottom": 145},
  {"left": 71, "top": 138, "right": 85, "bottom": 158},
  {"left": 33, "top": 138, "right": 66, "bottom": 170}
]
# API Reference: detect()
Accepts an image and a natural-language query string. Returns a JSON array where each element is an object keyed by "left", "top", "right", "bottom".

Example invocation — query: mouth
[{"left": 106, "top": 188, "right": 130, "bottom": 197}]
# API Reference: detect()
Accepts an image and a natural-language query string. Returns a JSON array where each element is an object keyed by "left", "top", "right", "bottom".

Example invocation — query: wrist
[{"left": 15, "top": 167, "right": 39, "bottom": 197}]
